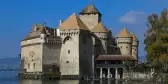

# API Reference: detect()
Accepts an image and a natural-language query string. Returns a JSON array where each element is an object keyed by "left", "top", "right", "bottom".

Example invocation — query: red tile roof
[{"left": 96, "top": 55, "right": 136, "bottom": 61}]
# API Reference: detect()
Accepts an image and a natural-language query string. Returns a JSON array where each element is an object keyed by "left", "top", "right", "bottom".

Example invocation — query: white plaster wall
[
  {"left": 117, "top": 38, "right": 132, "bottom": 55},
  {"left": 79, "top": 14, "right": 99, "bottom": 30},
  {"left": 21, "top": 43, "right": 43, "bottom": 72},
  {"left": 60, "top": 35, "right": 80, "bottom": 75}
]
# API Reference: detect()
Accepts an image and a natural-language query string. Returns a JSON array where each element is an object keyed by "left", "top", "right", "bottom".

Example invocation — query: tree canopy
[{"left": 144, "top": 9, "right": 168, "bottom": 68}]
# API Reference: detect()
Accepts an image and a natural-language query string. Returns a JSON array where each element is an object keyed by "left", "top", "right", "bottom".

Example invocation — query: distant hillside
[{"left": 0, "top": 57, "right": 20, "bottom": 68}]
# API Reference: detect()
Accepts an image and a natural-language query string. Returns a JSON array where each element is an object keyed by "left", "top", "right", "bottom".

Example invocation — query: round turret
[
  {"left": 116, "top": 28, "right": 132, "bottom": 55},
  {"left": 91, "top": 22, "right": 109, "bottom": 54},
  {"left": 131, "top": 32, "right": 139, "bottom": 62}
]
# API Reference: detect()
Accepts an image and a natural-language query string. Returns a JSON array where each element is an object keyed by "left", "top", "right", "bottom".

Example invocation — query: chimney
[
  {"left": 54, "top": 29, "right": 56, "bottom": 35},
  {"left": 32, "top": 24, "right": 35, "bottom": 31},
  {"left": 59, "top": 20, "right": 63, "bottom": 26}
]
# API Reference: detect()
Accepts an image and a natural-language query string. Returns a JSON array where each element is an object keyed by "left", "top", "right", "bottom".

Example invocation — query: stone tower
[
  {"left": 131, "top": 32, "right": 139, "bottom": 63},
  {"left": 79, "top": 5, "right": 102, "bottom": 30},
  {"left": 59, "top": 13, "right": 93, "bottom": 78},
  {"left": 21, "top": 24, "right": 46, "bottom": 73},
  {"left": 116, "top": 28, "right": 132, "bottom": 55},
  {"left": 91, "top": 22, "right": 109, "bottom": 55}
]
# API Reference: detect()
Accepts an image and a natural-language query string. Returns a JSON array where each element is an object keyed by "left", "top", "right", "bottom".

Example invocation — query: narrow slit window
[
  {"left": 33, "top": 63, "right": 35, "bottom": 69},
  {"left": 28, "top": 63, "right": 30, "bottom": 69},
  {"left": 68, "top": 50, "right": 70, "bottom": 54}
]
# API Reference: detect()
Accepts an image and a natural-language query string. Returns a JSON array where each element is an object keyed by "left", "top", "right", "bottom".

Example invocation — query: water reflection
[{"left": 19, "top": 80, "right": 124, "bottom": 84}]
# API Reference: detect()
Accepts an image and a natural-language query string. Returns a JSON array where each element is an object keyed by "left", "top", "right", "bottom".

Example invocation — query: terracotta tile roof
[
  {"left": 96, "top": 55, "right": 136, "bottom": 61},
  {"left": 117, "top": 28, "right": 132, "bottom": 38},
  {"left": 91, "top": 22, "right": 109, "bottom": 33},
  {"left": 132, "top": 32, "right": 139, "bottom": 41},
  {"left": 59, "top": 13, "right": 89, "bottom": 30},
  {"left": 79, "top": 5, "right": 101, "bottom": 15}
]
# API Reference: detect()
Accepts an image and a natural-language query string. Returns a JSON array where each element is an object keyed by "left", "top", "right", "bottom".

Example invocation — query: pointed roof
[
  {"left": 132, "top": 32, "right": 139, "bottom": 41},
  {"left": 79, "top": 5, "right": 101, "bottom": 15},
  {"left": 91, "top": 22, "right": 109, "bottom": 33},
  {"left": 117, "top": 28, "right": 132, "bottom": 38},
  {"left": 59, "top": 13, "right": 89, "bottom": 30}
]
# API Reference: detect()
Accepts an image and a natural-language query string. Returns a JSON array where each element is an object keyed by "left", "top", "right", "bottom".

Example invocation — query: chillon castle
[{"left": 20, "top": 4, "right": 139, "bottom": 79}]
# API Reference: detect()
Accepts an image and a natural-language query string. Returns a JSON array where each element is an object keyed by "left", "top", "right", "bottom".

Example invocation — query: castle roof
[
  {"left": 132, "top": 32, "right": 139, "bottom": 41},
  {"left": 59, "top": 13, "right": 89, "bottom": 30},
  {"left": 96, "top": 55, "right": 136, "bottom": 61},
  {"left": 91, "top": 22, "right": 109, "bottom": 33},
  {"left": 23, "top": 24, "right": 54, "bottom": 41},
  {"left": 79, "top": 5, "right": 101, "bottom": 15},
  {"left": 117, "top": 28, "right": 132, "bottom": 38}
]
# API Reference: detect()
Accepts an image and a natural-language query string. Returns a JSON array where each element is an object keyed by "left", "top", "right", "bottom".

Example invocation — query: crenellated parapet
[
  {"left": 60, "top": 29, "right": 80, "bottom": 37},
  {"left": 45, "top": 35, "right": 62, "bottom": 44}
]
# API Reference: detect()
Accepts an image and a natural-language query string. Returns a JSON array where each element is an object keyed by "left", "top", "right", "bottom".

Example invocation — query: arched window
[{"left": 63, "top": 36, "right": 72, "bottom": 44}]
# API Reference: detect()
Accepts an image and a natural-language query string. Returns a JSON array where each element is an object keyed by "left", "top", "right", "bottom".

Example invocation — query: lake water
[{"left": 0, "top": 71, "right": 127, "bottom": 84}]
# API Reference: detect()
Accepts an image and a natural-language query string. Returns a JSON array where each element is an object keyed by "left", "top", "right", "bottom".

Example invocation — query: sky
[{"left": 0, "top": 0, "right": 167, "bottom": 60}]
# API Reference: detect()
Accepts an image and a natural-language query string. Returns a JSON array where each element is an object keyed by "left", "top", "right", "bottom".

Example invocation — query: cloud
[{"left": 120, "top": 11, "right": 147, "bottom": 24}]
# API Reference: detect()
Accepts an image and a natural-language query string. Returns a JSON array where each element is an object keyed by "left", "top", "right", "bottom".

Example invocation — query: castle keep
[{"left": 20, "top": 4, "right": 139, "bottom": 79}]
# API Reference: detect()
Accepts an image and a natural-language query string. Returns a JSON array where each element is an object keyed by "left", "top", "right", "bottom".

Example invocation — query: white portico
[{"left": 95, "top": 55, "right": 136, "bottom": 79}]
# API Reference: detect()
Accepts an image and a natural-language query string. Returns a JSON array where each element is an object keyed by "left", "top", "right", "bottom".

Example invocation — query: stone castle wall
[
  {"left": 42, "top": 43, "right": 61, "bottom": 72},
  {"left": 79, "top": 31, "right": 94, "bottom": 77},
  {"left": 117, "top": 38, "right": 132, "bottom": 55},
  {"left": 21, "top": 38, "right": 43, "bottom": 72},
  {"left": 60, "top": 34, "right": 80, "bottom": 76}
]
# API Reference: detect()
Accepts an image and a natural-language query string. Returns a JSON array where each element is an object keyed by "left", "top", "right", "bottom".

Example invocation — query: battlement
[{"left": 46, "top": 36, "right": 62, "bottom": 44}]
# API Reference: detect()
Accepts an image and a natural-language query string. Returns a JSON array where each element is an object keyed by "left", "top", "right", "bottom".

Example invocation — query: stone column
[
  {"left": 100, "top": 68, "right": 103, "bottom": 79},
  {"left": 115, "top": 68, "right": 118, "bottom": 79},
  {"left": 107, "top": 68, "right": 110, "bottom": 79}
]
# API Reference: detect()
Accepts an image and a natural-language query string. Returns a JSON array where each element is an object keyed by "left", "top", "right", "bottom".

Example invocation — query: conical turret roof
[
  {"left": 79, "top": 5, "right": 101, "bottom": 15},
  {"left": 117, "top": 28, "right": 132, "bottom": 38},
  {"left": 59, "top": 13, "right": 89, "bottom": 30},
  {"left": 132, "top": 32, "right": 139, "bottom": 41},
  {"left": 91, "top": 22, "right": 109, "bottom": 33}
]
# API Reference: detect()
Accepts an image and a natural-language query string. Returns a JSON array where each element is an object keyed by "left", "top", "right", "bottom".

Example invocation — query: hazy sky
[{"left": 0, "top": 0, "right": 167, "bottom": 59}]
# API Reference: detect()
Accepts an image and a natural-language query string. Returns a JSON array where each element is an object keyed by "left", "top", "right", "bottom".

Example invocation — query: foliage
[{"left": 144, "top": 9, "right": 168, "bottom": 69}]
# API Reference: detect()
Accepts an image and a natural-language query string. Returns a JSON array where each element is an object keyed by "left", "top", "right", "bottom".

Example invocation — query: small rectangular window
[
  {"left": 33, "top": 63, "right": 35, "bottom": 69},
  {"left": 28, "top": 63, "right": 30, "bottom": 69},
  {"left": 68, "top": 50, "right": 70, "bottom": 54},
  {"left": 66, "top": 61, "right": 69, "bottom": 63}
]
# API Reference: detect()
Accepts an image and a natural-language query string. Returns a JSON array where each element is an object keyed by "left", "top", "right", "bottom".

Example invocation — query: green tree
[{"left": 144, "top": 9, "right": 168, "bottom": 68}]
